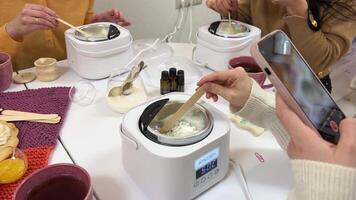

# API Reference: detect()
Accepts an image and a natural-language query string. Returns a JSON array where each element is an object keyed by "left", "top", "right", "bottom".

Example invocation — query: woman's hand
[
  {"left": 206, "top": 0, "right": 238, "bottom": 18},
  {"left": 90, "top": 8, "right": 130, "bottom": 26},
  {"left": 276, "top": 95, "right": 356, "bottom": 168},
  {"left": 271, "top": 0, "right": 308, "bottom": 17},
  {"left": 197, "top": 67, "right": 253, "bottom": 110},
  {"left": 6, "top": 4, "right": 59, "bottom": 40}
]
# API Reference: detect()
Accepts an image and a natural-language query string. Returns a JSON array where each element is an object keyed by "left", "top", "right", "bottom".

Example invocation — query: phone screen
[{"left": 257, "top": 31, "right": 345, "bottom": 143}]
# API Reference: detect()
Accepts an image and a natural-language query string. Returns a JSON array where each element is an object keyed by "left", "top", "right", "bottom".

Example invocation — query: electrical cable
[
  {"left": 188, "top": 0, "right": 194, "bottom": 43},
  {"left": 162, "top": 0, "right": 187, "bottom": 42},
  {"left": 229, "top": 159, "right": 253, "bottom": 200}
]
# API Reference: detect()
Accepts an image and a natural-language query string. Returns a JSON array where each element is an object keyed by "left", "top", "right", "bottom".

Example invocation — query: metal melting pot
[
  {"left": 208, "top": 20, "right": 250, "bottom": 38},
  {"left": 74, "top": 23, "right": 120, "bottom": 42},
  {"left": 139, "top": 99, "right": 213, "bottom": 146}
]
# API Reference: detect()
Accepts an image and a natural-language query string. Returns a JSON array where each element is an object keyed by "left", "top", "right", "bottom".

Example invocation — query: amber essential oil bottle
[
  {"left": 169, "top": 68, "right": 177, "bottom": 92},
  {"left": 160, "top": 71, "right": 170, "bottom": 95}
]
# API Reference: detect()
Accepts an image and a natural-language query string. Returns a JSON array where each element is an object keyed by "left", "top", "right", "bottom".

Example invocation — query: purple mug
[
  {"left": 0, "top": 52, "right": 13, "bottom": 92},
  {"left": 229, "top": 56, "right": 273, "bottom": 89},
  {"left": 13, "top": 163, "right": 93, "bottom": 200}
]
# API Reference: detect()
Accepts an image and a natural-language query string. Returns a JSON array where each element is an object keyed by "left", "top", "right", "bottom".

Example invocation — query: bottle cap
[
  {"left": 161, "top": 71, "right": 169, "bottom": 80},
  {"left": 177, "top": 70, "right": 184, "bottom": 75},
  {"left": 177, "top": 73, "right": 184, "bottom": 84},
  {"left": 169, "top": 68, "right": 177, "bottom": 77}
]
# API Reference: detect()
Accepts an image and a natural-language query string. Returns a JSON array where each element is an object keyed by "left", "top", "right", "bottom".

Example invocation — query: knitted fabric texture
[
  {"left": 0, "top": 87, "right": 70, "bottom": 149},
  {"left": 0, "top": 87, "right": 71, "bottom": 200},
  {"left": 0, "top": 146, "right": 53, "bottom": 199}
]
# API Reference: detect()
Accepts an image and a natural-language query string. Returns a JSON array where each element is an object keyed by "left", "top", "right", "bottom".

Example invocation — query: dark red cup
[
  {"left": 229, "top": 56, "right": 273, "bottom": 89},
  {"left": 13, "top": 163, "right": 93, "bottom": 200},
  {"left": 0, "top": 52, "right": 13, "bottom": 92}
]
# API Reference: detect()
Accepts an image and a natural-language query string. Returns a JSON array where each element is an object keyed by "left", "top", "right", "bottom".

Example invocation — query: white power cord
[
  {"left": 229, "top": 159, "right": 253, "bottom": 200},
  {"left": 188, "top": 0, "right": 194, "bottom": 43},
  {"left": 162, "top": 0, "right": 187, "bottom": 42}
]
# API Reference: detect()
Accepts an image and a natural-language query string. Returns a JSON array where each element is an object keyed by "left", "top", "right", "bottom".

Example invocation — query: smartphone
[{"left": 250, "top": 30, "right": 345, "bottom": 144}]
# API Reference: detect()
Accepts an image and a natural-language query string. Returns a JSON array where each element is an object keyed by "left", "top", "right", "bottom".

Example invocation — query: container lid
[
  {"left": 139, "top": 99, "right": 212, "bottom": 146},
  {"left": 208, "top": 20, "right": 250, "bottom": 38},
  {"left": 75, "top": 23, "right": 120, "bottom": 42}
]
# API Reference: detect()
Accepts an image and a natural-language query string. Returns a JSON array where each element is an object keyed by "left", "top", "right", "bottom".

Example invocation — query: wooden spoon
[
  {"left": 56, "top": 18, "right": 91, "bottom": 38},
  {"left": 160, "top": 87, "right": 205, "bottom": 133},
  {"left": 108, "top": 61, "right": 147, "bottom": 97}
]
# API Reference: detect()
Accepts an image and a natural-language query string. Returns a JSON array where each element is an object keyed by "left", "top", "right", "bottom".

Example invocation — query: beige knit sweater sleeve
[{"left": 232, "top": 81, "right": 356, "bottom": 200}]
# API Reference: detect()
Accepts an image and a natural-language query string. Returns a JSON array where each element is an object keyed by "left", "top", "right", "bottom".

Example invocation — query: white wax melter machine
[
  {"left": 194, "top": 20, "right": 261, "bottom": 71},
  {"left": 120, "top": 93, "right": 230, "bottom": 200}
]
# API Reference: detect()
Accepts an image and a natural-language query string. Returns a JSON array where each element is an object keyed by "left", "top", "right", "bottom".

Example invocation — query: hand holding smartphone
[{"left": 251, "top": 30, "right": 345, "bottom": 144}]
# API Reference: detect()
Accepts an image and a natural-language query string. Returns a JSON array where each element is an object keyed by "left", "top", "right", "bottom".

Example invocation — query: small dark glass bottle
[
  {"left": 160, "top": 71, "right": 170, "bottom": 95},
  {"left": 177, "top": 70, "right": 185, "bottom": 92},
  {"left": 169, "top": 68, "right": 177, "bottom": 92}
]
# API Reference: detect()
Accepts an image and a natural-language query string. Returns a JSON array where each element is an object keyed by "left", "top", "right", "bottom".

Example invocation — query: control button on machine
[
  {"left": 214, "top": 168, "right": 219, "bottom": 175},
  {"left": 208, "top": 172, "right": 213, "bottom": 179},
  {"left": 201, "top": 177, "right": 206, "bottom": 184},
  {"left": 194, "top": 181, "right": 199, "bottom": 188}
]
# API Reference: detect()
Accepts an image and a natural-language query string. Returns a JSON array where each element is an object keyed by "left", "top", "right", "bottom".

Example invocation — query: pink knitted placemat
[
  {"left": 0, "top": 87, "right": 71, "bottom": 199},
  {"left": 0, "top": 87, "right": 71, "bottom": 149}
]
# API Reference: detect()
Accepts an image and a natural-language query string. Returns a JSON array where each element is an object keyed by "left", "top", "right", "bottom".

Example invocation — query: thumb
[
  {"left": 338, "top": 118, "right": 356, "bottom": 148},
  {"left": 201, "top": 82, "right": 232, "bottom": 102}
]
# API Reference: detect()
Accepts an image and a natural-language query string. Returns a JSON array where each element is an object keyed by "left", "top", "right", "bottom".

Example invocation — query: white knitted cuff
[
  {"left": 233, "top": 81, "right": 290, "bottom": 149},
  {"left": 289, "top": 160, "right": 356, "bottom": 200}
]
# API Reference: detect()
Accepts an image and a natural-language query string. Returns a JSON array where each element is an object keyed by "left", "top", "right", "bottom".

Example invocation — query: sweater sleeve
[
  {"left": 288, "top": 160, "right": 356, "bottom": 200},
  {"left": 84, "top": 0, "right": 95, "bottom": 24},
  {"left": 237, "top": 0, "right": 252, "bottom": 24},
  {"left": 285, "top": 15, "right": 355, "bottom": 77},
  {"left": 232, "top": 81, "right": 290, "bottom": 150},
  {"left": 0, "top": 24, "right": 22, "bottom": 60}
]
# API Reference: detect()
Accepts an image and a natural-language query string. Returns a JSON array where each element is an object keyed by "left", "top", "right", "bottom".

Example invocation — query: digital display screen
[
  {"left": 257, "top": 31, "right": 345, "bottom": 143},
  {"left": 196, "top": 159, "right": 217, "bottom": 179},
  {"left": 195, "top": 148, "right": 219, "bottom": 179}
]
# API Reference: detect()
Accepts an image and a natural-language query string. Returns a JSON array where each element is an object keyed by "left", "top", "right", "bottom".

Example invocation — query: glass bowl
[
  {"left": 106, "top": 68, "right": 147, "bottom": 114},
  {"left": 0, "top": 147, "right": 28, "bottom": 184}
]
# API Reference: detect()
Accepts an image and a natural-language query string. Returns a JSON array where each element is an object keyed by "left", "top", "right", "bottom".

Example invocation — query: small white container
[
  {"left": 34, "top": 58, "right": 59, "bottom": 82},
  {"left": 65, "top": 22, "right": 134, "bottom": 79},
  {"left": 194, "top": 20, "right": 261, "bottom": 71}
]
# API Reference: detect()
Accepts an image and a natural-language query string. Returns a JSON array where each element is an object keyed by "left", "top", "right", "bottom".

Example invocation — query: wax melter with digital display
[{"left": 120, "top": 93, "right": 230, "bottom": 200}]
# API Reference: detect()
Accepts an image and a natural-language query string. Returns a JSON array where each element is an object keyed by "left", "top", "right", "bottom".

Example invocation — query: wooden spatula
[
  {"left": 57, "top": 18, "right": 91, "bottom": 37},
  {"left": 160, "top": 87, "right": 205, "bottom": 133}
]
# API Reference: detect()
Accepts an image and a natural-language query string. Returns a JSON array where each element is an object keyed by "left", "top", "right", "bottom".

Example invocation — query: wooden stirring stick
[
  {"left": 56, "top": 18, "right": 91, "bottom": 37},
  {"left": 160, "top": 87, "right": 205, "bottom": 133}
]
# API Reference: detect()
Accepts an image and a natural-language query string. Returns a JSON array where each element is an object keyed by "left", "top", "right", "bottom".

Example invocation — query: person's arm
[
  {"left": 197, "top": 68, "right": 290, "bottom": 150},
  {"left": 84, "top": 0, "right": 95, "bottom": 24},
  {"left": 236, "top": 0, "right": 252, "bottom": 24},
  {"left": 289, "top": 160, "right": 356, "bottom": 200},
  {"left": 0, "top": 4, "right": 58, "bottom": 60},
  {"left": 285, "top": 16, "right": 355, "bottom": 76},
  {"left": 276, "top": 96, "right": 356, "bottom": 200},
  {"left": 0, "top": 24, "right": 22, "bottom": 59},
  {"left": 234, "top": 81, "right": 290, "bottom": 150}
]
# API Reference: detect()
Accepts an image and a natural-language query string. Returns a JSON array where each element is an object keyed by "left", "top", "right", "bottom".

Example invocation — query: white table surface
[{"left": 20, "top": 42, "right": 356, "bottom": 200}]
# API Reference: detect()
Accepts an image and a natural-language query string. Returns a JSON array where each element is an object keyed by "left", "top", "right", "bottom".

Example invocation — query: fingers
[
  {"left": 198, "top": 68, "right": 237, "bottom": 86},
  {"left": 25, "top": 4, "right": 58, "bottom": 18},
  {"left": 24, "top": 10, "right": 57, "bottom": 28},
  {"left": 338, "top": 118, "right": 356, "bottom": 149},
  {"left": 201, "top": 82, "right": 232, "bottom": 102},
  {"left": 276, "top": 95, "right": 323, "bottom": 145},
  {"left": 206, "top": 0, "right": 231, "bottom": 16}
]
